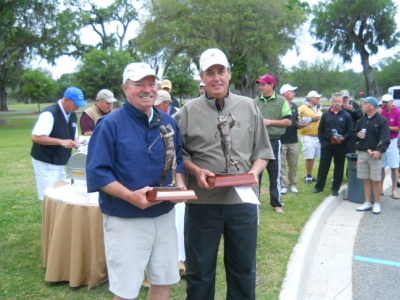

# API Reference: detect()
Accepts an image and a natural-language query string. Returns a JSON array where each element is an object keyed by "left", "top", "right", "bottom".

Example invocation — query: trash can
[{"left": 346, "top": 153, "right": 374, "bottom": 204}]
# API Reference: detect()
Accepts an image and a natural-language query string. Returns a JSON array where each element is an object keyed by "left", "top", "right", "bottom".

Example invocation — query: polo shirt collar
[
  {"left": 123, "top": 100, "right": 161, "bottom": 126},
  {"left": 57, "top": 100, "right": 70, "bottom": 123},
  {"left": 204, "top": 90, "right": 231, "bottom": 113},
  {"left": 260, "top": 92, "right": 276, "bottom": 102}
]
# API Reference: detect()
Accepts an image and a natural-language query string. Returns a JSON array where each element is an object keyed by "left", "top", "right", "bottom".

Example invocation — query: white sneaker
[
  {"left": 290, "top": 187, "right": 299, "bottom": 193},
  {"left": 281, "top": 188, "right": 288, "bottom": 194},
  {"left": 356, "top": 202, "right": 372, "bottom": 211},
  {"left": 372, "top": 203, "right": 381, "bottom": 214}
]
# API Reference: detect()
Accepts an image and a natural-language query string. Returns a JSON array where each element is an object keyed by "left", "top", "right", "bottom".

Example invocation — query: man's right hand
[
  {"left": 195, "top": 168, "right": 215, "bottom": 190},
  {"left": 128, "top": 186, "right": 160, "bottom": 209},
  {"left": 60, "top": 139, "right": 78, "bottom": 149}
]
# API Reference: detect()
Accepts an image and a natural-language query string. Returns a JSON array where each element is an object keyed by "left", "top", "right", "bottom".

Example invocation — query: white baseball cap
[
  {"left": 280, "top": 84, "right": 298, "bottom": 95},
  {"left": 96, "top": 89, "right": 117, "bottom": 103},
  {"left": 200, "top": 48, "right": 229, "bottom": 71},
  {"left": 340, "top": 89, "right": 350, "bottom": 98},
  {"left": 123, "top": 62, "right": 159, "bottom": 84},
  {"left": 381, "top": 94, "right": 393, "bottom": 102},
  {"left": 154, "top": 90, "right": 172, "bottom": 106},
  {"left": 306, "top": 90, "right": 322, "bottom": 98}
]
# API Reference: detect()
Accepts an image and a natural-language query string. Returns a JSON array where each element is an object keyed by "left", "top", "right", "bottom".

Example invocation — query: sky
[{"left": 34, "top": 0, "right": 400, "bottom": 79}]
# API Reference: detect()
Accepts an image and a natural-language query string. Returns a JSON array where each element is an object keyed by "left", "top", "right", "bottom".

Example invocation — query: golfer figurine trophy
[
  {"left": 206, "top": 112, "right": 257, "bottom": 187},
  {"left": 146, "top": 124, "right": 197, "bottom": 201}
]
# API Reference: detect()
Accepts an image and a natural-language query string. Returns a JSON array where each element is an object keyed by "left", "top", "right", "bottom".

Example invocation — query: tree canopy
[
  {"left": 66, "top": 0, "right": 138, "bottom": 50},
  {"left": 310, "top": 0, "right": 400, "bottom": 97},
  {"left": 0, "top": 0, "right": 84, "bottom": 111},
  {"left": 162, "top": 57, "right": 198, "bottom": 102},
  {"left": 374, "top": 52, "right": 400, "bottom": 94},
  {"left": 135, "top": 0, "right": 308, "bottom": 97},
  {"left": 75, "top": 48, "right": 135, "bottom": 100},
  {"left": 21, "top": 69, "right": 57, "bottom": 112},
  {"left": 285, "top": 58, "right": 365, "bottom": 99}
]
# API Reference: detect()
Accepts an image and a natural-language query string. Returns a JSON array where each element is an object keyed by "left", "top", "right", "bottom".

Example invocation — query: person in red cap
[{"left": 254, "top": 74, "right": 292, "bottom": 214}]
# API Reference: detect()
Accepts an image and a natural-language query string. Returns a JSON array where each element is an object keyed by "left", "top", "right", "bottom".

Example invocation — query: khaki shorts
[
  {"left": 103, "top": 209, "right": 180, "bottom": 299},
  {"left": 357, "top": 151, "right": 384, "bottom": 181}
]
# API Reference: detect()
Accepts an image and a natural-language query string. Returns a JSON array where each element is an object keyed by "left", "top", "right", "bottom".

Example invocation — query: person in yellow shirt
[{"left": 298, "top": 91, "right": 322, "bottom": 183}]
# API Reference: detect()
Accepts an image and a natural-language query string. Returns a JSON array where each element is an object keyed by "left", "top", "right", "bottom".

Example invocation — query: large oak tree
[
  {"left": 0, "top": 0, "right": 83, "bottom": 111},
  {"left": 310, "top": 0, "right": 400, "bottom": 97},
  {"left": 135, "top": 0, "right": 307, "bottom": 97},
  {"left": 66, "top": 0, "right": 138, "bottom": 50}
]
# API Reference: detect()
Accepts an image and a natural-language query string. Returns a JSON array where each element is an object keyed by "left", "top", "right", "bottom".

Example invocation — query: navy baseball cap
[
  {"left": 64, "top": 87, "right": 87, "bottom": 107},
  {"left": 360, "top": 96, "right": 378, "bottom": 108}
]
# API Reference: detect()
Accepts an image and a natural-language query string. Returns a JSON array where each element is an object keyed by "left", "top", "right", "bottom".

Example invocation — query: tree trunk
[
  {"left": 238, "top": 76, "right": 258, "bottom": 98},
  {"left": 360, "top": 48, "right": 380, "bottom": 98},
  {"left": 0, "top": 86, "right": 8, "bottom": 111}
]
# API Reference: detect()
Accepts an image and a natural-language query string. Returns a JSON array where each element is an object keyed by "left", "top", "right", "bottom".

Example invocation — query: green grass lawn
[{"left": 0, "top": 117, "right": 336, "bottom": 299}]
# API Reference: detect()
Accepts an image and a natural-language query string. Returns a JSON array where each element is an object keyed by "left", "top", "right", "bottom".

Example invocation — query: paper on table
[{"left": 234, "top": 186, "right": 260, "bottom": 204}]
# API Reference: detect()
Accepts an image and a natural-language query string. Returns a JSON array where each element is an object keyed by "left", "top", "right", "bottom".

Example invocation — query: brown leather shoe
[{"left": 274, "top": 207, "right": 284, "bottom": 214}]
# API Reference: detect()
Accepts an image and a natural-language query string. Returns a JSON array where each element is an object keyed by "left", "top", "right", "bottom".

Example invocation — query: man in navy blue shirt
[
  {"left": 86, "top": 62, "right": 186, "bottom": 300},
  {"left": 313, "top": 92, "right": 353, "bottom": 196}
]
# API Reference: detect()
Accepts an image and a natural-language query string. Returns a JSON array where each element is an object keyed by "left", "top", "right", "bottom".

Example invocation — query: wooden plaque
[
  {"left": 147, "top": 189, "right": 197, "bottom": 201},
  {"left": 206, "top": 173, "right": 257, "bottom": 188}
]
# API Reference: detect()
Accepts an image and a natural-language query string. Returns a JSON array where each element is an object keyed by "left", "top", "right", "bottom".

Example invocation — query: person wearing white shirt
[{"left": 30, "top": 87, "right": 87, "bottom": 200}]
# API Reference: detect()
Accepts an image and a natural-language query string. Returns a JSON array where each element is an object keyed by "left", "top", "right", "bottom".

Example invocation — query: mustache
[{"left": 139, "top": 93, "right": 155, "bottom": 97}]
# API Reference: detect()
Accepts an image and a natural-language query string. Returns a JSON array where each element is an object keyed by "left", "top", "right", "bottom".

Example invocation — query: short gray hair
[{"left": 331, "top": 92, "right": 343, "bottom": 100}]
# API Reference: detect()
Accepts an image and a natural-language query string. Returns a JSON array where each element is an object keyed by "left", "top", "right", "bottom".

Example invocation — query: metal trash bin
[{"left": 346, "top": 153, "right": 374, "bottom": 204}]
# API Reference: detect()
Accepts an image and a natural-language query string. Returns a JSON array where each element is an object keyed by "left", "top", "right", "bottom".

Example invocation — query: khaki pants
[{"left": 280, "top": 143, "right": 299, "bottom": 189}]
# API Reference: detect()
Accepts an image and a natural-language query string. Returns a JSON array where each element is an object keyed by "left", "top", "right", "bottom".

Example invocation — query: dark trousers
[
  {"left": 259, "top": 138, "right": 283, "bottom": 207},
  {"left": 185, "top": 203, "right": 258, "bottom": 300},
  {"left": 315, "top": 144, "right": 347, "bottom": 192}
]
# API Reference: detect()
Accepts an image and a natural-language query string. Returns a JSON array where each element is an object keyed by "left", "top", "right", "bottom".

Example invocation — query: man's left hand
[{"left": 247, "top": 171, "right": 259, "bottom": 188}]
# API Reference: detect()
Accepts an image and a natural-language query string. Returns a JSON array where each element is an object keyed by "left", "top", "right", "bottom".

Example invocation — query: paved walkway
[
  {"left": 353, "top": 192, "right": 400, "bottom": 299},
  {"left": 280, "top": 170, "right": 400, "bottom": 299}
]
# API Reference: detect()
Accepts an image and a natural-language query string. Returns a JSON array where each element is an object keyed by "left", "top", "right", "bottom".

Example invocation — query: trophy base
[
  {"left": 147, "top": 187, "right": 197, "bottom": 201},
  {"left": 207, "top": 173, "right": 257, "bottom": 188}
]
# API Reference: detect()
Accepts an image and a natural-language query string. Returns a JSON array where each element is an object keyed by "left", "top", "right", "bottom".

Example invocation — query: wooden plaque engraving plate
[{"left": 147, "top": 189, "right": 197, "bottom": 201}]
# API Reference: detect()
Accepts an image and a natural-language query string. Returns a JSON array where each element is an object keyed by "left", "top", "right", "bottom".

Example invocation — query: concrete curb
[
  {"left": 279, "top": 168, "right": 392, "bottom": 299},
  {"left": 279, "top": 186, "right": 345, "bottom": 299}
]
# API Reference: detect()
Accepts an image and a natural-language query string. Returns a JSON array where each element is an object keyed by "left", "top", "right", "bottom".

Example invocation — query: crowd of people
[{"left": 29, "top": 47, "right": 400, "bottom": 299}]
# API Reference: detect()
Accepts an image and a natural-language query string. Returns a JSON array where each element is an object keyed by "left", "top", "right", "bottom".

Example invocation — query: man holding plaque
[
  {"left": 174, "top": 48, "right": 273, "bottom": 299},
  {"left": 86, "top": 62, "right": 186, "bottom": 300},
  {"left": 254, "top": 74, "right": 292, "bottom": 214}
]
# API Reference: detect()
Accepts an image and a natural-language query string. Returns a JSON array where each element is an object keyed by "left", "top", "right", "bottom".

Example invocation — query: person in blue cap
[
  {"left": 355, "top": 96, "right": 390, "bottom": 214},
  {"left": 30, "top": 87, "right": 87, "bottom": 200}
]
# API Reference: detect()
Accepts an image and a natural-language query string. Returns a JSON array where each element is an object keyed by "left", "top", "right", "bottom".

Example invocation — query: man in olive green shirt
[
  {"left": 174, "top": 48, "right": 274, "bottom": 299},
  {"left": 255, "top": 74, "right": 292, "bottom": 214}
]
